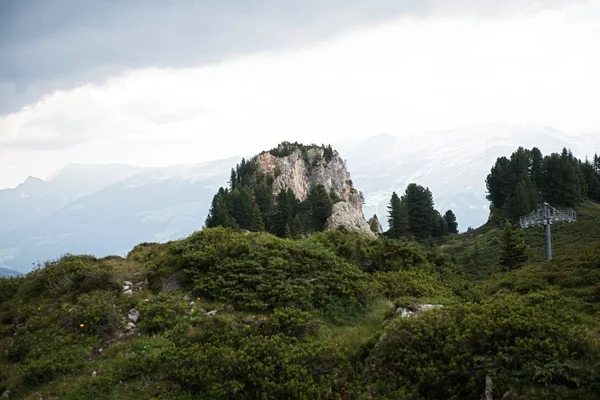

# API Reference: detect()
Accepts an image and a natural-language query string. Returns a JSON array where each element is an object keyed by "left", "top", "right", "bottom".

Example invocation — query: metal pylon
[{"left": 519, "top": 202, "right": 576, "bottom": 260}]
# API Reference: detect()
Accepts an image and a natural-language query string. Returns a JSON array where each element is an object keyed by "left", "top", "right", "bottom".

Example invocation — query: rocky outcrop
[
  {"left": 368, "top": 214, "right": 383, "bottom": 235},
  {"left": 256, "top": 146, "right": 374, "bottom": 237}
]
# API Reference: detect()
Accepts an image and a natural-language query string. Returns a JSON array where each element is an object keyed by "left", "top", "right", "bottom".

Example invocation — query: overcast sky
[{"left": 1, "top": 0, "right": 599, "bottom": 189}]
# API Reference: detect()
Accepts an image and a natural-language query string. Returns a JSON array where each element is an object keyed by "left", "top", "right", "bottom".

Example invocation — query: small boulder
[
  {"left": 123, "top": 289, "right": 133, "bottom": 295},
  {"left": 92, "top": 370, "right": 97, "bottom": 377},
  {"left": 128, "top": 309, "right": 140, "bottom": 323},
  {"left": 125, "top": 322, "right": 136, "bottom": 330},
  {"left": 395, "top": 307, "right": 414, "bottom": 318},
  {"left": 396, "top": 304, "right": 443, "bottom": 318},
  {"left": 122, "top": 285, "right": 131, "bottom": 291},
  {"left": 1, "top": 390, "right": 10, "bottom": 399},
  {"left": 124, "top": 281, "right": 133, "bottom": 286},
  {"left": 206, "top": 310, "right": 218, "bottom": 316}
]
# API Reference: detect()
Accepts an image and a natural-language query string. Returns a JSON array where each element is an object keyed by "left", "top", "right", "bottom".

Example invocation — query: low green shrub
[
  {"left": 71, "top": 290, "right": 120, "bottom": 334},
  {"left": 365, "top": 295, "right": 600, "bottom": 399}
]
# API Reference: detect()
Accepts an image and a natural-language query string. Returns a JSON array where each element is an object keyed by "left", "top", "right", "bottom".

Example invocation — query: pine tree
[
  {"left": 387, "top": 192, "right": 408, "bottom": 238},
  {"left": 486, "top": 156, "right": 513, "bottom": 209},
  {"left": 544, "top": 152, "right": 582, "bottom": 207},
  {"left": 581, "top": 160, "right": 600, "bottom": 201},
  {"left": 229, "top": 168, "right": 238, "bottom": 189},
  {"left": 273, "top": 188, "right": 298, "bottom": 237},
  {"left": 500, "top": 221, "right": 527, "bottom": 271},
  {"left": 432, "top": 210, "right": 448, "bottom": 238},
  {"left": 505, "top": 175, "right": 538, "bottom": 220},
  {"left": 205, "top": 188, "right": 238, "bottom": 229},
  {"left": 307, "top": 184, "right": 333, "bottom": 232},
  {"left": 530, "top": 147, "right": 545, "bottom": 190},
  {"left": 230, "top": 189, "right": 264, "bottom": 232},
  {"left": 443, "top": 210, "right": 458, "bottom": 234},
  {"left": 404, "top": 184, "right": 435, "bottom": 240},
  {"left": 291, "top": 215, "right": 303, "bottom": 239}
]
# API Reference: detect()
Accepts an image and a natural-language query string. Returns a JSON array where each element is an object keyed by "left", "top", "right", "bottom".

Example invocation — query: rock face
[
  {"left": 368, "top": 214, "right": 383, "bottom": 235},
  {"left": 256, "top": 146, "right": 374, "bottom": 237}
]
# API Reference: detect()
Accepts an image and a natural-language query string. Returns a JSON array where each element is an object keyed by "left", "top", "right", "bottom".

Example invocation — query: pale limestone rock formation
[{"left": 255, "top": 146, "right": 374, "bottom": 237}]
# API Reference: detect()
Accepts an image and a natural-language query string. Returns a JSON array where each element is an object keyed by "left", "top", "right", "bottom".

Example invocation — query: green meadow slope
[{"left": 1, "top": 205, "right": 599, "bottom": 399}]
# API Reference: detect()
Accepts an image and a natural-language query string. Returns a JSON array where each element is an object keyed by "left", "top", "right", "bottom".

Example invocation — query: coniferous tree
[
  {"left": 443, "top": 210, "right": 459, "bottom": 234},
  {"left": 229, "top": 168, "right": 238, "bottom": 189},
  {"left": 291, "top": 215, "right": 303, "bottom": 239},
  {"left": 500, "top": 221, "right": 527, "bottom": 271},
  {"left": 543, "top": 152, "right": 582, "bottom": 207},
  {"left": 205, "top": 188, "right": 238, "bottom": 229},
  {"left": 230, "top": 189, "right": 264, "bottom": 231},
  {"left": 387, "top": 192, "right": 408, "bottom": 238},
  {"left": 505, "top": 175, "right": 538, "bottom": 219},
  {"left": 432, "top": 210, "right": 448, "bottom": 238},
  {"left": 273, "top": 188, "right": 298, "bottom": 237},
  {"left": 581, "top": 160, "right": 600, "bottom": 201},
  {"left": 530, "top": 147, "right": 545, "bottom": 189},
  {"left": 486, "top": 156, "right": 513, "bottom": 210},
  {"left": 403, "top": 183, "right": 436, "bottom": 240},
  {"left": 307, "top": 184, "right": 333, "bottom": 231}
]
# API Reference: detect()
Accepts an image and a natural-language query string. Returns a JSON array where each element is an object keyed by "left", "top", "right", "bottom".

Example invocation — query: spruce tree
[
  {"left": 582, "top": 160, "right": 600, "bottom": 201},
  {"left": 403, "top": 184, "right": 435, "bottom": 240},
  {"left": 387, "top": 192, "right": 408, "bottom": 238},
  {"left": 291, "top": 215, "right": 303, "bottom": 239},
  {"left": 432, "top": 210, "right": 448, "bottom": 238},
  {"left": 443, "top": 210, "right": 458, "bottom": 234},
  {"left": 274, "top": 188, "right": 298, "bottom": 237},
  {"left": 205, "top": 188, "right": 238, "bottom": 229},
  {"left": 307, "top": 184, "right": 333, "bottom": 232},
  {"left": 543, "top": 152, "right": 582, "bottom": 207},
  {"left": 230, "top": 188, "right": 264, "bottom": 232},
  {"left": 530, "top": 147, "right": 545, "bottom": 189},
  {"left": 500, "top": 221, "right": 527, "bottom": 271},
  {"left": 505, "top": 175, "right": 538, "bottom": 220}
]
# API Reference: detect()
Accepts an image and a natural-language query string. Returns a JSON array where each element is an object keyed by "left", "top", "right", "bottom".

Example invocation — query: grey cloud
[{"left": 0, "top": 0, "right": 578, "bottom": 114}]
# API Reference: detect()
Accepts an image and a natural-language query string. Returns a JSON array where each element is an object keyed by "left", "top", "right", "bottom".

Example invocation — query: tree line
[
  {"left": 486, "top": 147, "right": 600, "bottom": 222},
  {"left": 385, "top": 183, "right": 458, "bottom": 240}
]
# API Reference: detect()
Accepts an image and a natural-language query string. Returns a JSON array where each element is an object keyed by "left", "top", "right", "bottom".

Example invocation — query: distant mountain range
[
  {"left": 1, "top": 124, "right": 597, "bottom": 273},
  {"left": 0, "top": 267, "right": 22, "bottom": 277},
  {"left": 341, "top": 123, "right": 599, "bottom": 231}
]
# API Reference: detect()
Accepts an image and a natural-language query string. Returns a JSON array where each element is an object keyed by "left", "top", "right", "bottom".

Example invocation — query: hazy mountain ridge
[
  {"left": 340, "top": 124, "right": 598, "bottom": 230},
  {"left": 1, "top": 124, "right": 597, "bottom": 273},
  {"left": 0, "top": 158, "right": 239, "bottom": 272}
]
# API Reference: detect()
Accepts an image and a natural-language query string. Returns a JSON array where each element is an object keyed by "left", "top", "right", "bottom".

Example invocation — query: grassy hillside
[
  {"left": 1, "top": 220, "right": 599, "bottom": 399},
  {"left": 443, "top": 201, "right": 600, "bottom": 278}
]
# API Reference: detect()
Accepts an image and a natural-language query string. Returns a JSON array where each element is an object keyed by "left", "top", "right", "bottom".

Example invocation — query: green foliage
[
  {"left": 2, "top": 204, "right": 600, "bottom": 399},
  {"left": 486, "top": 147, "right": 598, "bottom": 223},
  {"left": 164, "top": 228, "right": 370, "bottom": 312},
  {"left": 22, "top": 254, "right": 119, "bottom": 299},
  {"left": 206, "top": 143, "right": 340, "bottom": 238},
  {"left": 387, "top": 184, "right": 454, "bottom": 240},
  {"left": 386, "top": 191, "right": 408, "bottom": 238},
  {"left": 365, "top": 296, "right": 600, "bottom": 399},
  {"left": 500, "top": 221, "right": 528, "bottom": 271},
  {"left": 137, "top": 293, "right": 189, "bottom": 333},
  {"left": 444, "top": 209, "right": 459, "bottom": 234},
  {"left": 306, "top": 183, "right": 333, "bottom": 232},
  {"left": 71, "top": 290, "right": 120, "bottom": 334}
]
